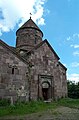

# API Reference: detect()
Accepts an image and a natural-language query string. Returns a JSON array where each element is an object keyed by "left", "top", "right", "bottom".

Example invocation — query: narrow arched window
[
  {"left": 35, "top": 38, "right": 37, "bottom": 44},
  {"left": 35, "top": 35, "right": 37, "bottom": 44},
  {"left": 12, "top": 68, "right": 14, "bottom": 74}
]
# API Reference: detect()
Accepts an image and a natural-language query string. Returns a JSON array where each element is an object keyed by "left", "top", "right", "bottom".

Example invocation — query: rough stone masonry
[{"left": 0, "top": 18, "right": 67, "bottom": 102}]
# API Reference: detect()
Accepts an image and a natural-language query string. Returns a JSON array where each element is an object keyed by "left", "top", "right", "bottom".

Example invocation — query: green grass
[
  {"left": 57, "top": 98, "right": 79, "bottom": 109},
  {"left": 0, "top": 98, "right": 79, "bottom": 117},
  {"left": 0, "top": 101, "right": 57, "bottom": 117}
]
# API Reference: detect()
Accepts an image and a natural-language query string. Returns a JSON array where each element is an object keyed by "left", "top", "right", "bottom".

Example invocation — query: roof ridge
[
  {"left": 59, "top": 61, "right": 67, "bottom": 70},
  {"left": 26, "top": 39, "right": 60, "bottom": 60},
  {"left": 20, "top": 18, "right": 40, "bottom": 29},
  {"left": 0, "top": 39, "right": 27, "bottom": 64},
  {"left": 26, "top": 40, "right": 45, "bottom": 54}
]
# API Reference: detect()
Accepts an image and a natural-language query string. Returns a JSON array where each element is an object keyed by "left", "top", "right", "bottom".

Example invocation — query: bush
[{"left": 0, "top": 99, "right": 10, "bottom": 106}]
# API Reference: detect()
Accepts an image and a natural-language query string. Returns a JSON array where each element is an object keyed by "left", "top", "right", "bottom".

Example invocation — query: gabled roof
[
  {"left": 26, "top": 39, "right": 60, "bottom": 60},
  {"left": 0, "top": 40, "right": 67, "bottom": 70},
  {"left": 0, "top": 40, "right": 27, "bottom": 64},
  {"left": 16, "top": 18, "right": 43, "bottom": 37},
  {"left": 59, "top": 61, "right": 67, "bottom": 71}
]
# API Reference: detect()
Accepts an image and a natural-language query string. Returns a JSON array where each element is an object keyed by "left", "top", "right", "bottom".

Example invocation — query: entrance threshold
[{"left": 44, "top": 99, "right": 52, "bottom": 103}]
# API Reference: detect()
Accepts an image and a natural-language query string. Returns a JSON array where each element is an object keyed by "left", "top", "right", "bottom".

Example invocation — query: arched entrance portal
[
  {"left": 38, "top": 75, "right": 53, "bottom": 101},
  {"left": 42, "top": 82, "right": 50, "bottom": 100}
]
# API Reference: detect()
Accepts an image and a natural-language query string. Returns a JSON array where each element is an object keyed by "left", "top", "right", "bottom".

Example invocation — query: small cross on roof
[{"left": 30, "top": 13, "right": 32, "bottom": 19}]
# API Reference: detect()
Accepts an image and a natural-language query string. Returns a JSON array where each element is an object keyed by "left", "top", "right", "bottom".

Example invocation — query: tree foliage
[{"left": 67, "top": 80, "right": 79, "bottom": 99}]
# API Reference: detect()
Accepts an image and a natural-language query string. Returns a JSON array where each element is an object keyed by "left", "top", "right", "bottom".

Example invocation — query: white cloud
[
  {"left": 0, "top": 0, "right": 47, "bottom": 36},
  {"left": 66, "top": 33, "right": 79, "bottom": 41},
  {"left": 73, "top": 51, "right": 79, "bottom": 56},
  {"left": 74, "top": 45, "right": 79, "bottom": 48},
  {"left": 71, "top": 62, "right": 79, "bottom": 67},
  {"left": 70, "top": 44, "right": 79, "bottom": 48},
  {"left": 67, "top": 36, "right": 71, "bottom": 41},
  {"left": 68, "top": 73, "right": 79, "bottom": 83},
  {"left": 70, "top": 44, "right": 73, "bottom": 47},
  {"left": 73, "top": 33, "right": 79, "bottom": 38}
]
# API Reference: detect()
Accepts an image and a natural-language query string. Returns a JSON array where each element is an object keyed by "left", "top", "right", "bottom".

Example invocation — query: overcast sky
[{"left": 0, "top": 0, "right": 79, "bottom": 83}]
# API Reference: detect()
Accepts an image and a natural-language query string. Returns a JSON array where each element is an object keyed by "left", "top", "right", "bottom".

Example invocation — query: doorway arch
[
  {"left": 38, "top": 75, "right": 54, "bottom": 101},
  {"left": 42, "top": 81, "right": 50, "bottom": 100}
]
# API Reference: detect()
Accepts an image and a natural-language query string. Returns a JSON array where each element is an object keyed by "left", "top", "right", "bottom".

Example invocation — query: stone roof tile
[{"left": 16, "top": 18, "right": 43, "bottom": 37}]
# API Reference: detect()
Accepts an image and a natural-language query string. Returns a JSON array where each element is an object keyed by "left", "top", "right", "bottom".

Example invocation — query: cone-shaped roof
[{"left": 16, "top": 18, "right": 43, "bottom": 37}]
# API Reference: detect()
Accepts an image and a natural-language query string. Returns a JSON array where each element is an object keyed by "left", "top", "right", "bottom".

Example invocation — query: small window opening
[
  {"left": 12, "top": 68, "right": 14, "bottom": 74},
  {"left": 35, "top": 35, "right": 37, "bottom": 44},
  {"left": 35, "top": 39, "right": 37, "bottom": 44},
  {"left": 43, "top": 56, "right": 48, "bottom": 65}
]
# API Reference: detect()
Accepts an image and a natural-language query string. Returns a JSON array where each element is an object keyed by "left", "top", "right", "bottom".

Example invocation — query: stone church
[{"left": 0, "top": 17, "right": 67, "bottom": 102}]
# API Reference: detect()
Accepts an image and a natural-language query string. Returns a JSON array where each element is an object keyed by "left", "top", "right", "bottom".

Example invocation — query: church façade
[{"left": 0, "top": 18, "right": 67, "bottom": 102}]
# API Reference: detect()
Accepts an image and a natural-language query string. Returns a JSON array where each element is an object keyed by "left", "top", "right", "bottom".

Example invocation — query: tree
[{"left": 67, "top": 80, "right": 79, "bottom": 99}]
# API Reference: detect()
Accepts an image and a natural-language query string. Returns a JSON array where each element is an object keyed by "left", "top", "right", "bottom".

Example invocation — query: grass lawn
[{"left": 0, "top": 98, "right": 79, "bottom": 117}]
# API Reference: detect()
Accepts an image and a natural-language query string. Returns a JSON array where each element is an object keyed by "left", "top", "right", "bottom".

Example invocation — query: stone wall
[
  {"left": 16, "top": 28, "right": 42, "bottom": 51},
  {"left": 0, "top": 44, "right": 29, "bottom": 102},
  {"left": 27, "top": 42, "right": 67, "bottom": 100},
  {"left": 0, "top": 40, "right": 67, "bottom": 102}
]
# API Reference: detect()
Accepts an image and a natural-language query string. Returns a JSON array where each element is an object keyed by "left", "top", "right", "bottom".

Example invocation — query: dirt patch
[{"left": 0, "top": 106, "right": 79, "bottom": 120}]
